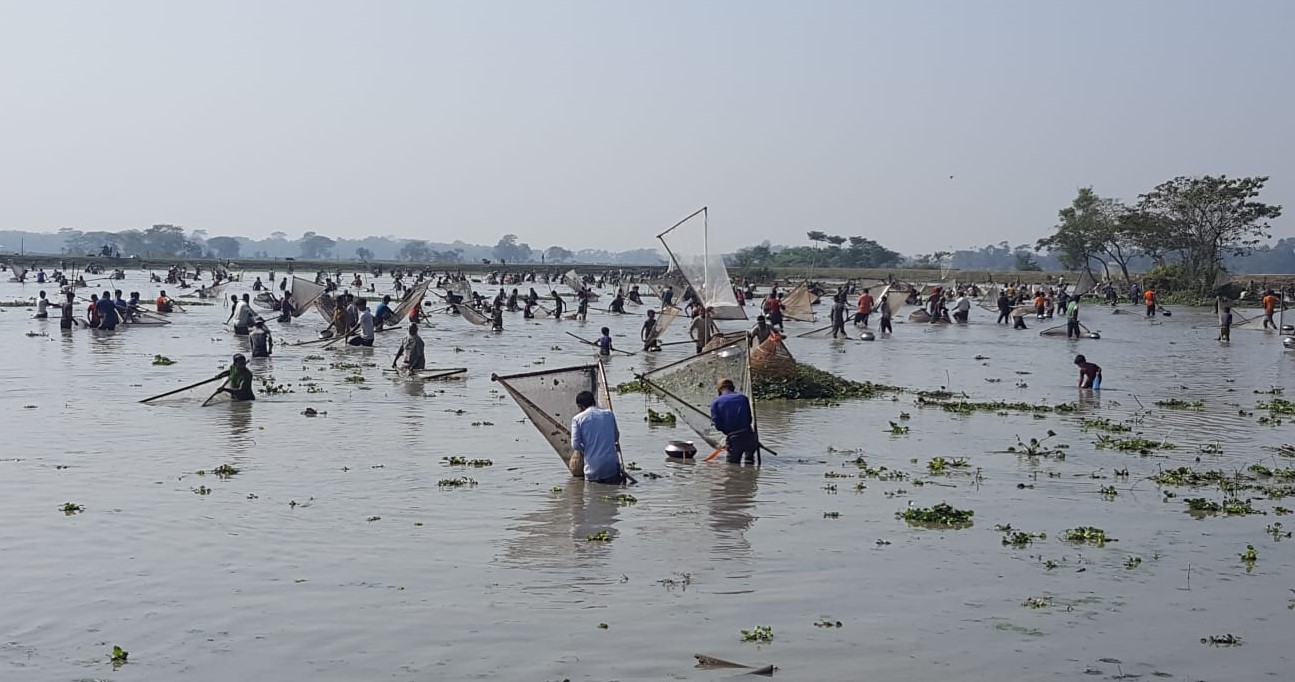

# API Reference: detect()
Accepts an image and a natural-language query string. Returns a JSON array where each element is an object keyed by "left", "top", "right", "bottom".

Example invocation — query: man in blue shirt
[
  {"left": 373, "top": 294, "right": 394, "bottom": 330},
  {"left": 570, "top": 390, "right": 624, "bottom": 484},
  {"left": 710, "top": 378, "right": 758, "bottom": 464},
  {"left": 95, "top": 290, "right": 120, "bottom": 330}
]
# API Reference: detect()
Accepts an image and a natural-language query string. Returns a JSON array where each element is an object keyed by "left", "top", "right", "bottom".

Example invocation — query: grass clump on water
[
  {"left": 752, "top": 363, "right": 901, "bottom": 401},
  {"left": 898, "top": 502, "right": 974, "bottom": 527},
  {"left": 1063, "top": 526, "right": 1115, "bottom": 546}
]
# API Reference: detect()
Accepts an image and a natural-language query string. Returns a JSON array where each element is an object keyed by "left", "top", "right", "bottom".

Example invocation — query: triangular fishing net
[
  {"left": 657, "top": 207, "right": 747, "bottom": 321},
  {"left": 564, "top": 269, "right": 600, "bottom": 300},
  {"left": 779, "top": 282, "right": 816, "bottom": 322},
  {"left": 1073, "top": 269, "right": 1098, "bottom": 296},
  {"left": 388, "top": 281, "right": 430, "bottom": 322},
  {"left": 492, "top": 363, "right": 613, "bottom": 467},
  {"left": 287, "top": 277, "right": 326, "bottom": 318},
  {"left": 979, "top": 284, "right": 1000, "bottom": 311},
  {"left": 883, "top": 286, "right": 908, "bottom": 320},
  {"left": 459, "top": 305, "right": 490, "bottom": 326},
  {"left": 750, "top": 333, "right": 797, "bottom": 378},
  {"left": 647, "top": 305, "right": 682, "bottom": 343},
  {"left": 639, "top": 336, "right": 752, "bottom": 449},
  {"left": 201, "top": 379, "right": 233, "bottom": 407},
  {"left": 444, "top": 279, "right": 473, "bottom": 301},
  {"left": 1040, "top": 322, "right": 1093, "bottom": 337}
]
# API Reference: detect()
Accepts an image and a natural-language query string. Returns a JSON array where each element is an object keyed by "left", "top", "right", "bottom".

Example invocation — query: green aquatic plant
[
  {"left": 1201, "top": 633, "right": 1242, "bottom": 646},
  {"left": 1063, "top": 526, "right": 1114, "bottom": 546},
  {"left": 1081, "top": 417, "right": 1132, "bottom": 433},
  {"left": 366, "top": 516, "right": 381, "bottom": 522},
  {"left": 1155, "top": 398, "right": 1203, "bottom": 409},
  {"left": 586, "top": 530, "right": 614, "bottom": 542},
  {"left": 602, "top": 493, "right": 638, "bottom": 506},
  {"left": 645, "top": 408, "right": 676, "bottom": 426},
  {"left": 1258, "top": 398, "right": 1295, "bottom": 415},
  {"left": 597, "top": 622, "right": 608, "bottom": 629},
  {"left": 1240, "top": 544, "right": 1258, "bottom": 564},
  {"left": 1000, "top": 528, "right": 1046, "bottom": 547},
  {"left": 823, "top": 471, "right": 853, "bottom": 479},
  {"left": 61, "top": 502, "right": 84, "bottom": 515},
  {"left": 1267, "top": 522, "right": 1291, "bottom": 541},
  {"left": 823, "top": 511, "right": 841, "bottom": 519},
  {"left": 926, "top": 457, "right": 970, "bottom": 474},
  {"left": 210, "top": 464, "right": 239, "bottom": 479},
  {"left": 887, "top": 421, "right": 910, "bottom": 435},
  {"left": 1275, "top": 506, "right": 1292, "bottom": 516},
  {"left": 1151, "top": 467, "right": 1229, "bottom": 486},
  {"left": 1124, "top": 556, "right": 1142, "bottom": 569},
  {"left": 1198, "top": 442, "right": 1224, "bottom": 454},
  {"left": 343, "top": 374, "right": 365, "bottom": 384},
  {"left": 814, "top": 619, "right": 843, "bottom": 628},
  {"left": 1022, "top": 596, "right": 1051, "bottom": 609},
  {"left": 739, "top": 625, "right": 773, "bottom": 643},
  {"left": 259, "top": 377, "right": 294, "bottom": 394},
  {"left": 442, "top": 456, "right": 493, "bottom": 467},
  {"left": 151, "top": 354, "right": 176, "bottom": 366},
  {"left": 1184, "top": 498, "right": 1261, "bottom": 516},
  {"left": 1007, "top": 431, "right": 1068, "bottom": 459},
  {"left": 898, "top": 503, "right": 974, "bottom": 527},
  {"left": 1094, "top": 434, "right": 1176, "bottom": 455},
  {"left": 1099, "top": 485, "right": 1118, "bottom": 499},
  {"left": 1249, "top": 464, "right": 1295, "bottom": 480},
  {"left": 437, "top": 477, "right": 478, "bottom": 488},
  {"left": 614, "top": 378, "right": 650, "bottom": 394},
  {"left": 109, "top": 645, "right": 129, "bottom": 666},
  {"left": 193, "top": 485, "right": 212, "bottom": 495},
  {"left": 850, "top": 457, "right": 907, "bottom": 480},
  {"left": 753, "top": 363, "right": 903, "bottom": 401}
]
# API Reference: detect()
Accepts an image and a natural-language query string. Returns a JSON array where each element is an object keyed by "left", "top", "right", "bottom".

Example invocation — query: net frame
[
  {"left": 492, "top": 362, "right": 613, "bottom": 466},
  {"left": 656, "top": 207, "right": 747, "bottom": 321},
  {"left": 779, "top": 282, "right": 816, "bottom": 322},
  {"left": 638, "top": 336, "right": 752, "bottom": 449},
  {"left": 459, "top": 305, "right": 490, "bottom": 326},
  {"left": 287, "top": 277, "right": 327, "bottom": 318}
]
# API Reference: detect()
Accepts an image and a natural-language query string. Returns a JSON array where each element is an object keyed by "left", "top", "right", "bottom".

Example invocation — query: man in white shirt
[{"left": 348, "top": 298, "right": 376, "bottom": 347}]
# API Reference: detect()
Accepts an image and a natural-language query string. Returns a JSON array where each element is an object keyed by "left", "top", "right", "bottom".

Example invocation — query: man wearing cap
[
  {"left": 711, "top": 378, "right": 758, "bottom": 464},
  {"left": 216, "top": 354, "right": 256, "bottom": 401}
]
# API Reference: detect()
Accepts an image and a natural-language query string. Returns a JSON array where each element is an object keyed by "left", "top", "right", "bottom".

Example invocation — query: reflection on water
[{"left": 2, "top": 275, "right": 1294, "bottom": 680}]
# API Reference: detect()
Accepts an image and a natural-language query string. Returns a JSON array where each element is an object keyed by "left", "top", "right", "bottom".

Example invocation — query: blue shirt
[
  {"left": 95, "top": 297, "right": 119, "bottom": 322},
  {"left": 571, "top": 406, "right": 620, "bottom": 480},
  {"left": 711, "top": 391, "right": 753, "bottom": 436},
  {"left": 373, "top": 302, "right": 392, "bottom": 322},
  {"left": 597, "top": 335, "right": 612, "bottom": 355}
]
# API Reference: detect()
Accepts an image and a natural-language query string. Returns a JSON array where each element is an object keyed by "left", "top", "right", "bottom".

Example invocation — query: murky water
[{"left": 2, "top": 273, "right": 1293, "bottom": 681}]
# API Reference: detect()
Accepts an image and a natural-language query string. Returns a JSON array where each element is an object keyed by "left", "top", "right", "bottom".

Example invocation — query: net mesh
[
  {"left": 979, "top": 284, "right": 1000, "bottom": 311},
  {"left": 493, "top": 364, "right": 612, "bottom": 465},
  {"left": 460, "top": 305, "right": 490, "bottom": 326},
  {"left": 1073, "top": 270, "right": 1098, "bottom": 296},
  {"left": 647, "top": 305, "right": 681, "bottom": 343},
  {"left": 750, "top": 333, "right": 797, "bottom": 378},
  {"left": 657, "top": 208, "right": 746, "bottom": 321},
  {"left": 201, "top": 380, "right": 232, "bottom": 407},
  {"left": 883, "top": 286, "right": 908, "bottom": 319},
  {"left": 288, "top": 277, "right": 326, "bottom": 318},
  {"left": 388, "top": 281, "right": 430, "bottom": 322},
  {"left": 564, "top": 270, "right": 600, "bottom": 300},
  {"left": 1040, "top": 322, "right": 1093, "bottom": 337},
  {"left": 640, "top": 337, "right": 751, "bottom": 449},
  {"left": 779, "top": 282, "right": 816, "bottom": 322}
]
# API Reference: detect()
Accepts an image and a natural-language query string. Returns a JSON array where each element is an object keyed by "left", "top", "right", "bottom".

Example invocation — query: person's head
[
  {"left": 160, "top": 290, "right": 167, "bottom": 297},
  {"left": 38, "top": 290, "right": 45, "bottom": 298},
  {"left": 863, "top": 288, "right": 869, "bottom": 295},
  {"left": 102, "top": 290, "right": 112, "bottom": 298},
  {"left": 575, "top": 390, "right": 596, "bottom": 410},
  {"left": 114, "top": 289, "right": 122, "bottom": 297},
  {"left": 1224, "top": 306, "right": 1231, "bottom": 313},
  {"left": 647, "top": 309, "right": 656, "bottom": 318},
  {"left": 1074, "top": 354, "right": 1087, "bottom": 366},
  {"left": 409, "top": 323, "right": 419, "bottom": 336},
  {"left": 231, "top": 294, "right": 239, "bottom": 303},
  {"left": 717, "top": 378, "right": 735, "bottom": 395},
  {"left": 233, "top": 353, "right": 247, "bottom": 366},
  {"left": 383, "top": 295, "right": 391, "bottom": 304},
  {"left": 757, "top": 315, "right": 767, "bottom": 325},
  {"left": 601, "top": 326, "right": 610, "bottom": 336},
  {"left": 254, "top": 319, "right": 265, "bottom": 329},
  {"left": 242, "top": 293, "right": 250, "bottom": 302}
]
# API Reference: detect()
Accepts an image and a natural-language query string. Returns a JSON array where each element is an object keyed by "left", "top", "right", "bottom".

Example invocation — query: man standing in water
[
  {"left": 95, "top": 290, "right": 120, "bottom": 330},
  {"left": 689, "top": 307, "right": 714, "bottom": 354},
  {"left": 879, "top": 296, "right": 893, "bottom": 335},
  {"left": 217, "top": 354, "right": 256, "bottom": 401},
  {"left": 570, "top": 390, "right": 624, "bottom": 484},
  {"left": 233, "top": 293, "right": 256, "bottom": 336},
  {"left": 1144, "top": 287, "right": 1157, "bottom": 318},
  {"left": 58, "top": 291, "right": 76, "bottom": 331},
  {"left": 1219, "top": 306, "right": 1233, "bottom": 343},
  {"left": 1065, "top": 297, "right": 1081, "bottom": 339},
  {"left": 641, "top": 310, "right": 661, "bottom": 352},
  {"left": 392, "top": 324, "right": 426, "bottom": 371},
  {"left": 829, "top": 295, "right": 847, "bottom": 338},
  {"left": 711, "top": 378, "right": 758, "bottom": 465},
  {"left": 596, "top": 326, "right": 614, "bottom": 356},
  {"left": 855, "top": 288, "right": 874, "bottom": 328},
  {"left": 250, "top": 320, "right": 274, "bottom": 358},
  {"left": 348, "top": 298, "right": 376, "bottom": 346},
  {"left": 1263, "top": 290, "right": 1279, "bottom": 329}
]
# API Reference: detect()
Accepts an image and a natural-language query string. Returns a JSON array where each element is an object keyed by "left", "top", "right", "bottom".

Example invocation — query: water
[{"left": 2, "top": 273, "right": 1293, "bottom": 681}]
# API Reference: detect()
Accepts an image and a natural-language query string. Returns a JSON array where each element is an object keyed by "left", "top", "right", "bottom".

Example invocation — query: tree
[
  {"left": 142, "top": 224, "right": 192, "bottom": 256},
  {"left": 298, "top": 231, "right": 336, "bottom": 259},
  {"left": 825, "top": 235, "right": 847, "bottom": 248},
  {"left": 806, "top": 231, "right": 828, "bottom": 248},
  {"left": 544, "top": 246, "right": 574, "bottom": 264},
  {"left": 207, "top": 236, "right": 241, "bottom": 259},
  {"left": 355, "top": 247, "right": 373, "bottom": 262},
  {"left": 1037, "top": 187, "right": 1138, "bottom": 282},
  {"left": 398, "top": 240, "right": 431, "bottom": 261},
  {"left": 1135, "top": 175, "right": 1282, "bottom": 292},
  {"left": 493, "top": 234, "right": 533, "bottom": 263},
  {"left": 1014, "top": 252, "right": 1042, "bottom": 271}
]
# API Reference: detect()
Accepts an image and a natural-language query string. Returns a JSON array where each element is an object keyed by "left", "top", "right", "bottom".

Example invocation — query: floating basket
[{"left": 750, "top": 334, "right": 797, "bottom": 379}]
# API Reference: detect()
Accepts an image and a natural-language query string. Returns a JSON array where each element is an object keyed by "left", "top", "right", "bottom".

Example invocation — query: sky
[{"left": 2, "top": 0, "right": 1292, "bottom": 255}]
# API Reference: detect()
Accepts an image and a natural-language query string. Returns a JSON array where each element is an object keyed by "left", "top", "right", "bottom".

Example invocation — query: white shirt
[{"left": 358, "top": 310, "right": 374, "bottom": 339}]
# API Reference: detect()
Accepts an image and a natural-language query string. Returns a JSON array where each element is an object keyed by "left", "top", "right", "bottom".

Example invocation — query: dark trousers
[
  {"left": 725, "top": 432, "right": 759, "bottom": 464},
  {"left": 880, "top": 317, "right": 892, "bottom": 334},
  {"left": 1067, "top": 320, "right": 1080, "bottom": 338},
  {"left": 348, "top": 336, "right": 374, "bottom": 346},
  {"left": 997, "top": 310, "right": 1010, "bottom": 324},
  {"left": 234, "top": 325, "right": 249, "bottom": 335}
]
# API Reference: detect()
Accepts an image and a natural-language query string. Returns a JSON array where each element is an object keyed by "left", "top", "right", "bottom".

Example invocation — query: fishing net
[
  {"left": 1039, "top": 322, "right": 1093, "bottom": 337},
  {"left": 779, "top": 282, "right": 816, "bottom": 322},
  {"left": 883, "top": 286, "right": 908, "bottom": 320},
  {"left": 388, "top": 281, "right": 430, "bottom": 322},
  {"left": 459, "top": 305, "right": 490, "bottom": 326},
  {"left": 1073, "top": 269, "right": 1098, "bottom": 296},
  {"left": 564, "top": 270, "right": 600, "bottom": 301},
  {"left": 979, "top": 284, "right": 1000, "bottom": 311},
  {"left": 492, "top": 363, "right": 612, "bottom": 466},
  {"left": 201, "top": 380, "right": 232, "bottom": 407},
  {"left": 444, "top": 279, "right": 473, "bottom": 301},
  {"left": 287, "top": 277, "right": 326, "bottom": 318},
  {"left": 646, "top": 305, "right": 681, "bottom": 344},
  {"left": 657, "top": 207, "right": 746, "bottom": 321},
  {"left": 639, "top": 336, "right": 751, "bottom": 449},
  {"left": 750, "top": 333, "right": 797, "bottom": 378}
]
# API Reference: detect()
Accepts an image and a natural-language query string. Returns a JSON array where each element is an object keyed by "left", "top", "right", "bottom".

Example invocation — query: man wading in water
[
  {"left": 217, "top": 354, "right": 256, "bottom": 401},
  {"left": 570, "top": 390, "right": 625, "bottom": 484},
  {"left": 392, "top": 324, "right": 425, "bottom": 371},
  {"left": 711, "top": 378, "right": 758, "bottom": 465}
]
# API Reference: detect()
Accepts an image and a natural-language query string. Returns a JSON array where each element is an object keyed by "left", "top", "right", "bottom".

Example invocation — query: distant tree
[
  {"left": 398, "top": 240, "right": 431, "bottom": 261},
  {"left": 806, "top": 231, "right": 828, "bottom": 248},
  {"left": 141, "top": 224, "right": 193, "bottom": 256},
  {"left": 544, "top": 246, "right": 574, "bottom": 264},
  {"left": 1036, "top": 187, "right": 1139, "bottom": 283},
  {"left": 298, "top": 231, "right": 337, "bottom": 259},
  {"left": 270, "top": 231, "right": 289, "bottom": 241},
  {"left": 493, "top": 234, "right": 533, "bottom": 263},
  {"left": 825, "top": 235, "right": 847, "bottom": 248},
  {"left": 1014, "top": 252, "right": 1043, "bottom": 271},
  {"left": 1135, "top": 175, "right": 1282, "bottom": 293},
  {"left": 355, "top": 247, "right": 374, "bottom": 262},
  {"left": 207, "top": 236, "right": 241, "bottom": 259}
]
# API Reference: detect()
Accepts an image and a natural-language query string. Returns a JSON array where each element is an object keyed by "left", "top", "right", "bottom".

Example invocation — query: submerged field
[{"left": 1, "top": 273, "right": 1292, "bottom": 680}]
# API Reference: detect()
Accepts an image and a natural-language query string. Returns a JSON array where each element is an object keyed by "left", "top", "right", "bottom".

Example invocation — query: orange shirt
[
  {"left": 156, "top": 296, "right": 167, "bottom": 308},
  {"left": 1264, "top": 295, "right": 1277, "bottom": 313},
  {"left": 1144, "top": 290, "right": 1155, "bottom": 305},
  {"left": 857, "top": 294, "right": 874, "bottom": 314}
]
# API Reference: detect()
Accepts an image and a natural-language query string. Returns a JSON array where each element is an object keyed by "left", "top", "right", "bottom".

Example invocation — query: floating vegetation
[
  {"left": 1124, "top": 556, "right": 1142, "bottom": 569},
  {"left": 887, "top": 421, "right": 910, "bottom": 435},
  {"left": 597, "top": 622, "right": 609, "bottom": 629},
  {"left": 1248, "top": 464, "right": 1295, "bottom": 480},
  {"left": 823, "top": 511, "right": 841, "bottom": 519},
  {"left": 1240, "top": 544, "right": 1258, "bottom": 564},
  {"left": 207, "top": 463, "right": 239, "bottom": 479},
  {"left": 1276, "top": 506, "right": 1292, "bottom": 516},
  {"left": 739, "top": 625, "right": 774, "bottom": 643},
  {"left": 1099, "top": 485, "right": 1119, "bottom": 499},
  {"left": 1155, "top": 398, "right": 1204, "bottom": 410},
  {"left": 586, "top": 530, "right": 614, "bottom": 542},
  {"left": 193, "top": 485, "right": 212, "bottom": 495},
  {"left": 61, "top": 502, "right": 84, "bottom": 515},
  {"left": 1201, "top": 633, "right": 1242, "bottom": 646},
  {"left": 1094, "top": 434, "right": 1176, "bottom": 455},
  {"left": 437, "top": 477, "right": 478, "bottom": 488},
  {"left": 917, "top": 396, "right": 1076, "bottom": 415},
  {"left": 470, "top": 421, "right": 495, "bottom": 427},
  {"left": 304, "top": 354, "right": 324, "bottom": 361},
  {"left": 1258, "top": 398, "right": 1295, "bottom": 415},
  {"left": 1081, "top": 417, "right": 1132, "bottom": 433},
  {"left": 1267, "top": 522, "right": 1291, "bottom": 541},
  {"left": 366, "top": 516, "right": 381, "bottom": 522},
  {"left": 898, "top": 503, "right": 974, "bottom": 527},
  {"left": 754, "top": 363, "right": 902, "bottom": 402},
  {"left": 614, "top": 378, "right": 650, "bottom": 394},
  {"left": 813, "top": 619, "right": 843, "bottom": 628},
  {"left": 657, "top": 573, "right": 693, "bottom": 590},
  {"left": 442, "top": 456, "right": 493, "bottom": 467},
  {"left": 260, "top": 377, "right": 294, "bottom": 394},
  {"left": 926, "top": 457, "right": 969, "bottom": 474},
  {"left": 1151, "top": 467, "right": 1229, "bottom": 486},
  {"left": 999, "top": 527, "right": 1046, "bottom": 547},
  {"left": 1022, "top": 596, "right": 1051, "bottom": 609},
  {"left": 1184, "top": 498, "right": 1262, "bottom": 516},
  {"left": 329, "top": 361, "right": 361, "bottom": 371},
  {"left": 823, "top": 471, "right": 852, "bottom": 479},
  {"left": 1007, "top": 431, "right": 1068, "bottom": 459},
  {"left": 602, "top": 493, "right": 638, "bottom": 506},
  {"left": 151, "top": 354, "right": 176, "bottom": 366},
  {"left": 343, "top": 374, "right": 365, "bottom": 384},
  {"left": 850, "top": 457, "right": 907, "bottom": 481},
  {"left": 1063, "top": 526, "right": 1114, "bottom": 546},
  {"left": 109, "top": 645, "right": 129, "bottom": 666},
  {"left": 646, "top": 408, "right": 676, "bottom": 426}
]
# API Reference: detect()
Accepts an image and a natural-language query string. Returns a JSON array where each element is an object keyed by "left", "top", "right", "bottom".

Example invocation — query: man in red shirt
[
  {"left": 1262, "top": 290, "right": 1279, "bottom": 329},
  {"left": 1074, "top": 354, "right": 1101, "bottom": 389},
  {"left": 855, "top": 289, "right": 874, "bottom": 327}
]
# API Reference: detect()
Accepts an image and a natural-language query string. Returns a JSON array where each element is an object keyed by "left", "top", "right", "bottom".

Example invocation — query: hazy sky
[{"left": 3, "top": 1, "right": 1292, "bottom": 254}]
